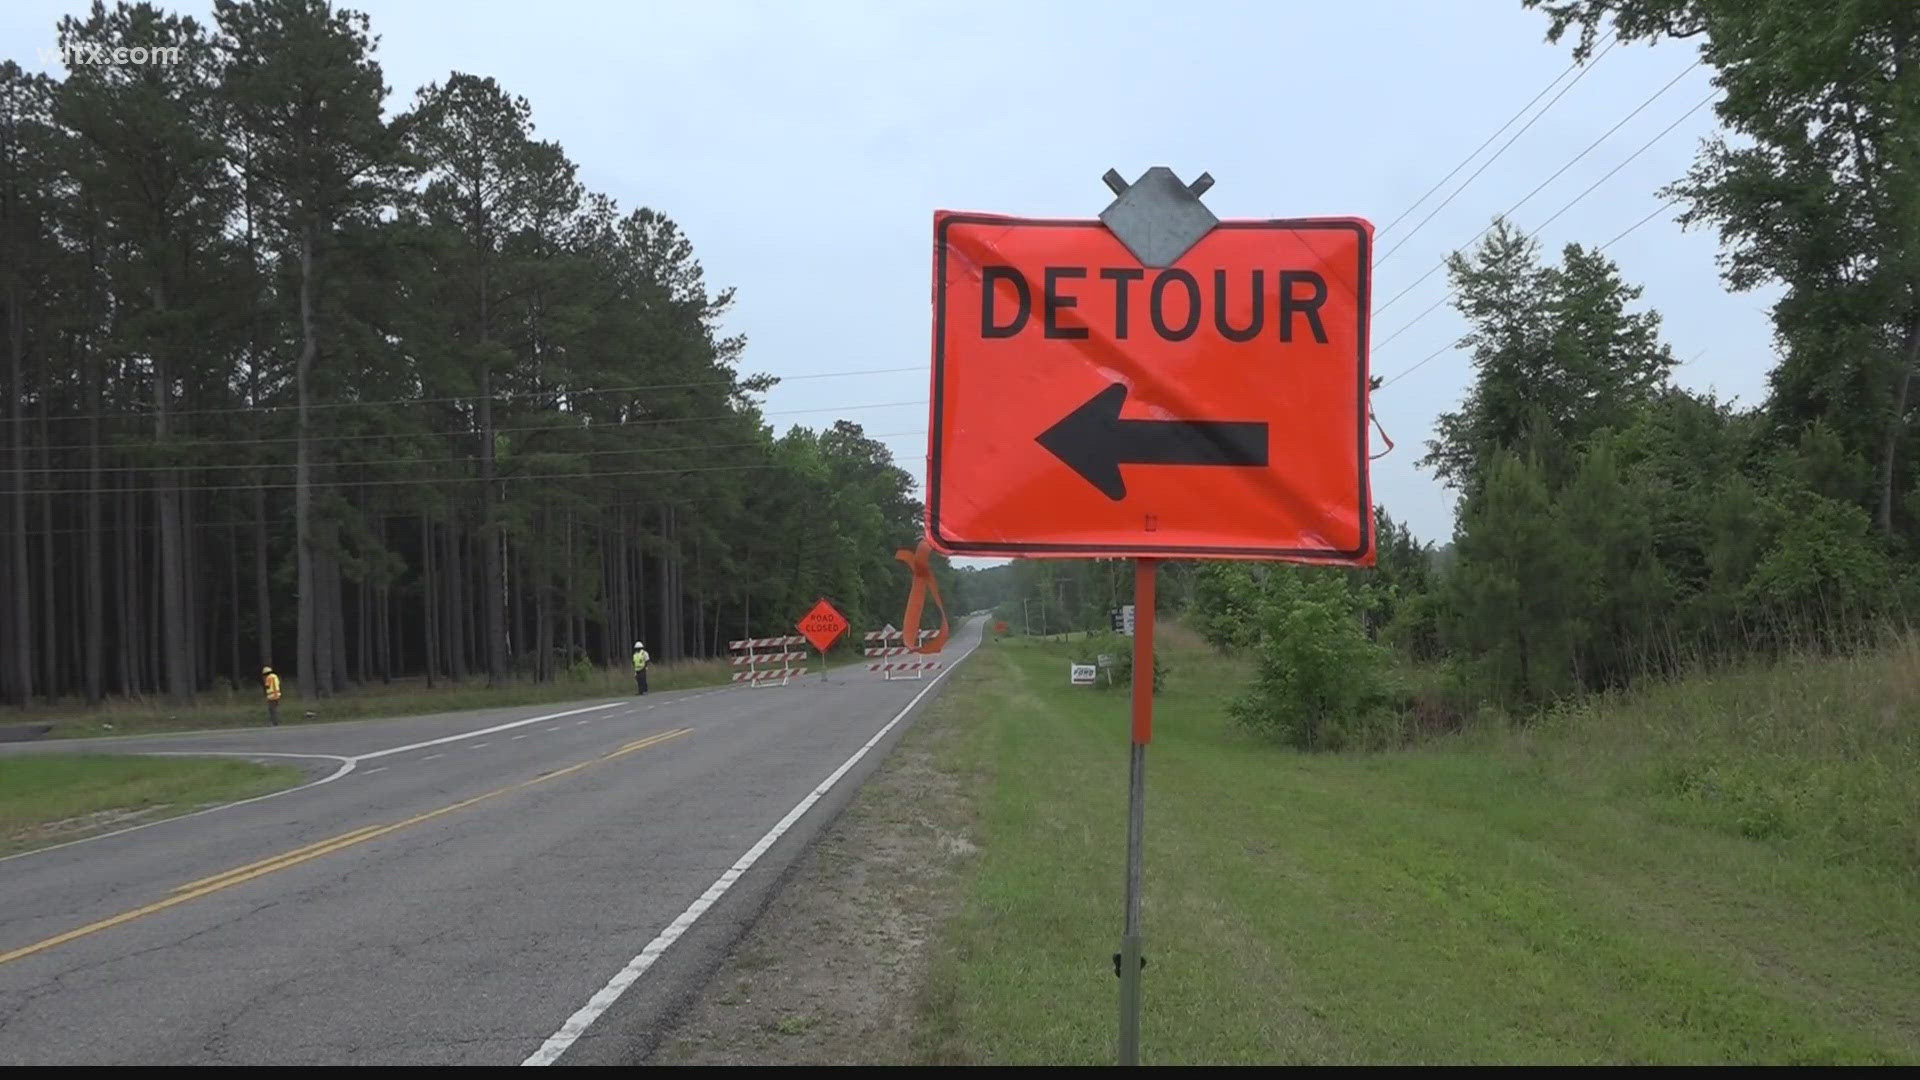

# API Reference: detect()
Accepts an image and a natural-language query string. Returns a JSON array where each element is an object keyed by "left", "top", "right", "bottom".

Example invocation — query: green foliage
[
  {"left": 1423, "top": 222, "right": 1676, "bottom": 495},
  {"left": 1740, "top": 489, "right": 1895, "bottom": 642},
  {"left": 1444, "top": 450, "right": 1583, "bottom": 706},
  {"left": 0, "top": 3, "right": 938, "bottom": 706},
  {"left": 1188, "top": 564, "right": 1262, "bottom": 652},
  {"left": 1089, "top": 632, "right": 1165, "bottom": 694},
  {"left": 1382, "top": 588, "right": 1445, "bottom": 661},
  {"left": 1229, "top": 573, "right": 1396, "bottom": 750},
  {"left": 1525, "top": 0, "right": 1920, "bottom": 540}
]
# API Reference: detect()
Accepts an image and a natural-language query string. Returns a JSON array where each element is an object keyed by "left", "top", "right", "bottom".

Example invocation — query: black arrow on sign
[{"left": 1035, "top": 382, "right": 1269, "bottom": 501}]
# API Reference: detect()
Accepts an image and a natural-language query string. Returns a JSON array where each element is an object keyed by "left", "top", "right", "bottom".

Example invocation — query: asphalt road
[{"left": 0, "top": 621, "right": 980, "bottom": 1065}]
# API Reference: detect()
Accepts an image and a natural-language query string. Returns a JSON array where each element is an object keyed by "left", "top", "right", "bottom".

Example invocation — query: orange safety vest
[{"left": 264, "top": 672, "right": 282, "bottom": 701}]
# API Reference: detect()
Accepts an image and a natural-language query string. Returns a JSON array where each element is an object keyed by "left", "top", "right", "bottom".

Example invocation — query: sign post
[
  {"left": 925, "top": 167, "right": 1375, "bottom": 1066},
  {"left": 1119, "top": 558, "right": 1155, "bottom": 1064}
]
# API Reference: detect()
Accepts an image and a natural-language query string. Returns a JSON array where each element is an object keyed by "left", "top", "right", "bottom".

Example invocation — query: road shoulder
[{"left": 648, "top": 658, "right": 989, "bottom": 1065}]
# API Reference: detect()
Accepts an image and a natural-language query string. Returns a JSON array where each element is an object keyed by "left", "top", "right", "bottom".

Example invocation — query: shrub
[
  {"left": 1084, "top": 631, "right": 1165, "bottom": 692},
  {"left": 1229, "top": 573, "right": 1397, "bottom": 750},
  {"left": 1188, "top": 564, "right": 1263, "bottom": 652}
]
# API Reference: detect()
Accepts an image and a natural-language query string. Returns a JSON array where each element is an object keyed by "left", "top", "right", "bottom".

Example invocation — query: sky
[{"left": 2, "top": 0, "right": 1781, "bottom": 568}]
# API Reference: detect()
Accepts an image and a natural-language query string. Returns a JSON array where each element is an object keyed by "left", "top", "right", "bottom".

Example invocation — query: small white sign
[
  {"left": 1097, "top": 654, "right": 1114, "bottom": 667},
  {"left": 1070, "top": 663, "right": 1097, "bottom": 686}
]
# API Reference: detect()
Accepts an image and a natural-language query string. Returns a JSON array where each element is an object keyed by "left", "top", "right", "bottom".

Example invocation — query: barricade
[{"left": 728, "top": 635, "right": 806, "bottom": 687}]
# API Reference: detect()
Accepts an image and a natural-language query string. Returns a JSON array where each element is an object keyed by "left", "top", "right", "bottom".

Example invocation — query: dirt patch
[
  {"left": 8, "top": 804, "right": 171, "bottom": 848},
  {"left": 649, "top": 679, "right": 982, "bottom": 1065}
]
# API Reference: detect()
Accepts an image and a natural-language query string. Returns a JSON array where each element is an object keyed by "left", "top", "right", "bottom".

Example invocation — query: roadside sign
[
  {"left": 1097, "top": 654, "right": 1114, "bottom": 667},
  {"left": 927, "top": 212, "right": 1375, "bottom": 564},
  {"left": 796, "top": 598, "right": 849, "bottom": 653},
  {"left": 995, "top": 620, "right": 1010, "bottom": 633},
  {"left": 931, "top": 168, "right": 1375, "bottom": 1067}
]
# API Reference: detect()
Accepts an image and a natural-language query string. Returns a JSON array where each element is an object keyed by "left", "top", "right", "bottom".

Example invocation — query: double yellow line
[{"left": 0, "top": 728, "right": 692, "bottom": 968}]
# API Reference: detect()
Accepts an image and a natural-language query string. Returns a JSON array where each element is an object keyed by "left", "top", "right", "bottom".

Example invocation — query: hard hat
[
  {"left": 261, "top": 665, "right": 273, "bottom": 674},
  {"left": 634, "top": 641, "right": 644, "bottom": 649}
]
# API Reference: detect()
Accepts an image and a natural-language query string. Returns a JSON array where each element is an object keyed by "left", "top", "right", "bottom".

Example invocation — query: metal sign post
[{"left": 1118, "top": 558, "right": 1155, "bottom": 1064}]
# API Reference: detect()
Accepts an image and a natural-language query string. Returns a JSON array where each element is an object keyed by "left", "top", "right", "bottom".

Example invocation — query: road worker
[
  {"left": 262, "top": 665, "right": 282, "bottom": 726},
  {"left": 632, "top": 640, "right": 650, "bottom": 695}
]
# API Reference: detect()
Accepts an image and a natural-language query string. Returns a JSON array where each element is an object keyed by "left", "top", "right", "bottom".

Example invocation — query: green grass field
[
  {"left": 912, "top": 629, "right": 1920, "bottom": 1065},
  {"left": 0, "top": 754, "right": 304, "bottom": 855},
  {"left": 26, "top": 657, "right": 739, "bottom": 739}
]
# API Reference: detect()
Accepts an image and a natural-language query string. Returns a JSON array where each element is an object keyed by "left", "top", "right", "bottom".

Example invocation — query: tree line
[{"left": 0, "top": 0, "right": 949, "bottom": 707}]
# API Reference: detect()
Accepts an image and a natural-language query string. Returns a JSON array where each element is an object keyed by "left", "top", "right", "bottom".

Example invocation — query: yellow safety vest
[
  {"left": 264, "top": 673, "right": 282, "bottom": 701},
  {"left": 632, "top": 650, "right": 649, "bottom": 671}
]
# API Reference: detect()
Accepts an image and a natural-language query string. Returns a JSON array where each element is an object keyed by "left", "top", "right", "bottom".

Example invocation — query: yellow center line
[
  {"left": 0, "top": 727, "right": 693, "bottom": 968},
  {"left": 172, "top": 824, "right": 388, "bottom": 894}
]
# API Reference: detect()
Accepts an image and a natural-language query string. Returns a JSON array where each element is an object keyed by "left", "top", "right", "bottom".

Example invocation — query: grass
[
  {"left": 21, "top": 657, "right": 738, "bottom": 739},
  {"left": 0, "top": 754, "right": 304, "bottom": 855},
  {"left": 911, "top": 627, "right": 1920, "bottom": 1065}
]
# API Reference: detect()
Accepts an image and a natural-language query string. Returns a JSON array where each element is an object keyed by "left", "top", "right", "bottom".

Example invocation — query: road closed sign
[
  {"left": 796, "top": 598, "right": 849, "bottom": 653},
  {"left": 927, "top": 212, "right": 1374, "bottom": 564}
]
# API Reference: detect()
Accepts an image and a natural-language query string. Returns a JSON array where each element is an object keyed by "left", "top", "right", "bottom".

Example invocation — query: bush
[
  {"left": 1382, "top": 587, "right": 1444, "bottom": 661},
  {"left": 1188, "top": 564, "right": 1262, "bottom": 652},
  {"left": 1083, "top": 631, "right": 1165, "bottom": 692},
  {"left": 1229, "top": 573, "right": 1397, "bottom": 750},
  {"left": 1740, "top": 489, "right": 1895, "bottom": 647}
]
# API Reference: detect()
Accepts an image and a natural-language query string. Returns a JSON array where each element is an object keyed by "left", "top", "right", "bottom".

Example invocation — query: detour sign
[{"left": 927, "top": 213, "right": 1374, "bottom": 564}]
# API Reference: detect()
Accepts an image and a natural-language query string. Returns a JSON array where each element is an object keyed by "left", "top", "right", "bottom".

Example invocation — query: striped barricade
[
  {"left": 863, "top": 626, "right": 941, "bottom": 681},
  {"left": 728, "top": 634, "right": 806, "bottom": 687}
]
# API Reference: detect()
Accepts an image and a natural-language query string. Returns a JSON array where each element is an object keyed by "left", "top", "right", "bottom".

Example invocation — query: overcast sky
[{"left": 4, "top": 0, "right": 1778, "bottom": 567}]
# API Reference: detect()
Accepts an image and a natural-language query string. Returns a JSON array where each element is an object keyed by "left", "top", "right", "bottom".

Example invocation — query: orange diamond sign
[{"left": 797, "top": 598, "right": 849, "bottom": 653}]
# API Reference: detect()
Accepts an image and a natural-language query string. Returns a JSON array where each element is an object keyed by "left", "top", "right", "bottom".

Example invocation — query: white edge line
[
  {"left": 351, "top": 701, "right": 626, "bottom": 763},
  {"left": 521, "top": 634, "right": 978, "bottom": 1066},
  {"left": 0, "top": 751, "right": 356, "bottom": 866}
]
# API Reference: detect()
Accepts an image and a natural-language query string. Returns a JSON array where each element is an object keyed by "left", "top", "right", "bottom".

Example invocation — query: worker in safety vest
[
  {"left": 632, "top": 641, "right": 650, "bottom": 695},
  {"left": 262, "top": 665, "right": 282, "bottom": 726}
]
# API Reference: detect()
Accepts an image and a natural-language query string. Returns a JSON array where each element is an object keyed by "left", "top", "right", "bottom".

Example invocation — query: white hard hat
[{"left": 634, "top": 641, "right": 644, "bottom": 649}]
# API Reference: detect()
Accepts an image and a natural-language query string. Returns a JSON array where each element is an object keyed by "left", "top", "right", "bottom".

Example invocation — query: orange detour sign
[
  {"left": 796, "top": 598, "right": 850, "bottom": 654},
  {"left": 927, "top": 212, "right": 1374, "bottom": 564}
]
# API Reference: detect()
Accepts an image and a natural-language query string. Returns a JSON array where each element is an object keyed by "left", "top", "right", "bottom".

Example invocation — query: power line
[
  {"left": 1532, "top": 92, "right": 1716, "bottom": 233},
  {"left": 1373, "top": 85, "right": 1717, "bottom": 332},
  {"left": 1376, "top": 196, "right": 1691, "bottom": 389},
  {"left": 7, "top": 425, "right": 930, "bottom": 477},
  {"left": 1376, "top": 45, "right": 1595, "bottom": 236},
  {"left": 1376, "top": 34, "right": 1620, "bottom": 267},
  {"left": 1599, "top": 198, "right": 1681, "bottom": 251},
  {"left": 0, "top": 364, "right": 926, "bottom": 427},
  {"left": 18, "top": 433, "right": 934, "bottom": 532},
  {"left": 1367, "top": 55, "right": 1697, "bottom": 349},
  {"left": 22, "top": 397, "right": 930, "bottom": 456},
  {"left": 33, "top": 454, "right": 926, "bottom": 498},
  {"left": 1485, "top": 60, "right": 1701, "bottom": 231}
]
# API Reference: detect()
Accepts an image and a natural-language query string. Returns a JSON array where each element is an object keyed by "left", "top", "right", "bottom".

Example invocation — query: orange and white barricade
[
  {"left": 729, "top": 635, "right": 806, "bottom": 687},
  {"left": 863, "top": 625, "right": 940, "bottom": 681}
]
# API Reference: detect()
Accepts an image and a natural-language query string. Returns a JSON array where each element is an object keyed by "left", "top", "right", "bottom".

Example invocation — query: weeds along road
[{"left": 0, "top": 620, "right": 980, "bottom": 1066}]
